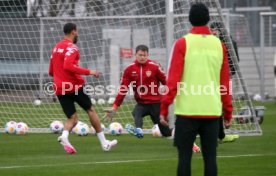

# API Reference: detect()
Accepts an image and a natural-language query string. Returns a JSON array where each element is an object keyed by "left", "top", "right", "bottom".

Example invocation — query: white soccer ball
[
  {"left": 253, "top": 94, "right": 262, "bottom": 101},
  {"left": 152, "top": 124, "right": 162, "bottom": 137},
  {"left": 101, "top": 123, "right": 106, "bottom": 132},
  {"left": 107, "top": 97, "right": 115, "bottom": 105},
  {"left": 50, "top": 120, "right": 64, "bottom": 134},
  {"left": 15, "top": 122, "right": 28, "bottom": 135},
  {"left": 90, "top": 126, "right": 96, "bottom": 135},
  {"left": 90, "top": 98, "right": 96, "bottom": 105},
  {"left": 33, "top": 99, "right": 42, "bottom": 106},
  {"left": 4, "top": 121, "right": 17, "bottom": 134},
  {"left": 73, "top": 122, "right": 90, "bottom": 136},
  {"left": 97, "top": 98, "right": 106, "bottom": 105},
  {"left": 72, "top": 121, "right": 84, "bottom": 134},
  {"left": 109, "top": 122, "right": 123, "bottom": 135}
]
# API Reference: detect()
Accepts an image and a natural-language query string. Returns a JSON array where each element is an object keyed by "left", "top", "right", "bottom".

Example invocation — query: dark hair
[
  {"left": 135, "top": 45, "right": 149, "bottom": 53},
  {"left": 63, "top": 23, "right": 77, "bottom": 35},
  {"left": 210, "top": 21, "right": 223, "bottom": 30},
  {"left": 210, "top": 21, "right": 225, "bottom": 40},
  {"left": 189, "top": 3, "right": 210, "bottom": 26}
]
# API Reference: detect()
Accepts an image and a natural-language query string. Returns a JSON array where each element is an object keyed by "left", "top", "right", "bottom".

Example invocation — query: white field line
[{"left": 0, "top": 153, "right": 276, "bottom": 169}]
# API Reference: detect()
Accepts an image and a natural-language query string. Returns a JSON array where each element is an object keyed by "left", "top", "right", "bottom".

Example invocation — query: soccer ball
[
  {"left": 90, "top": 98, "right": 96, "bottom": 105},
  {"left": 253, "top": 94, "right": 262, "bottom": 101},
  {"left": 72, "top": 121, "right": 84, "bottom": 134},
  {"left": 90, "top": 126, "right": 96, "bottom": 135},
  {"left": 33, "top": 99, "right": 42, "bottom": 106},
  {"left": 109, "top": 122, "right": 123, "bottom": 135},
  {"left": 50, "top": 120, "right": 64, "bottom": 134},
  {"left": 73, "top": 122, "right": 90, "bottom": 136},
  {"left": 97, "top": 98, "right": 106, "bottom": 105},
  {"left": 152, "top": 124, "right": 162, "bottom": 137},
  {"left": 4, "top": 121, "right": 17, "bottom": 134},
  {"left": 107, "top": 97, "right": 115, "bottom": 105},
  {"left": 101, "top": 123, "right": 106, "bottom": 132},
  {"left": 15, "top": 122, "right": 28, "bottom": 135}
]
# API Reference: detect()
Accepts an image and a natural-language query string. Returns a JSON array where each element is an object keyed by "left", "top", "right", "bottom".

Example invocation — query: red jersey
[
  {"left": 160, "top": 26, "right": 233, "bottom": 120},
  {"left": 48, "top": 39, "right": 90, "bottom": 95},
  {"left": 113, "top": 59, "right": 166, "bottom": 108}
]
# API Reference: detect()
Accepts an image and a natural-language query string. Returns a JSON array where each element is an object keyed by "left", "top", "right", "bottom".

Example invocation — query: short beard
[{"left": 73, "top": 36, "right": 78, "bottom": 44}]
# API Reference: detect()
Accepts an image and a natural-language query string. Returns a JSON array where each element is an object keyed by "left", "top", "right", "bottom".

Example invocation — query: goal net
[{"left": 0, "top": 0, "right": 262, "bottom": 135}]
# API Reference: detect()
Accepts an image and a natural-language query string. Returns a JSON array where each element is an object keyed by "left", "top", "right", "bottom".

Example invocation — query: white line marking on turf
[{"left": 0, "top": 153, "right": 276, "bottom": 169}]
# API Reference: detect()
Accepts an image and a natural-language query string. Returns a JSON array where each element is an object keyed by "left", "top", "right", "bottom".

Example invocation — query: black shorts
[
  {"left": 57, "top": 87, "right": 92, "bottom": 118},
  {"left": 132, "top": 103, "right": 161, "bottom": 124}
]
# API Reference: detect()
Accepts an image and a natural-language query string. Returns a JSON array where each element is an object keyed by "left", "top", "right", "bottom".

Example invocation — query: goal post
[{"left": 0, "top": 0, "right": 262, "bottom": 135}]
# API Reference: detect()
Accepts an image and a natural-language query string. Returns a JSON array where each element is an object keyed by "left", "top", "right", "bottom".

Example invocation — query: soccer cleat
[
  {"left": 232, "top": 134, "right": 239, "bottom": 139},
  {"left": 125, "top": 123, "right": 135, "bottom": 135},
  {"left": 58, "top": 136, "right": 77, "bottom": 154},
  {"left": 102, "top": 139, "right": 118, "bottom": 151},
  {"left": 134, "top": 128, "right": 144, "bottom": 138},
  {"left": 220, "top": 135, "right": 236, "bottom": 143},
  {"left": 192, "top": 143, "right": 201, "bottom": 153},
  {"left": 125, "top": 124, "right": 143, "bottom": 138}
]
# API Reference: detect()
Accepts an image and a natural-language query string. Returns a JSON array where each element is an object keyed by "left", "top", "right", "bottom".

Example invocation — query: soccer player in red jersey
[{"left": 49, "top": 23, "right": 117, "bottom": 154}]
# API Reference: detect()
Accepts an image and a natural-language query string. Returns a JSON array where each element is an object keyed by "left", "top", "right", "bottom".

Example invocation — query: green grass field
[{"left": 0, "top": 102, "right": 276, "bottom": 176}]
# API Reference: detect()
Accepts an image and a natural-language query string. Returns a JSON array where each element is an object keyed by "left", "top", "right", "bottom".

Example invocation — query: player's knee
[{"left": 87, "top": 107, "right": 96, "bottom": 113}]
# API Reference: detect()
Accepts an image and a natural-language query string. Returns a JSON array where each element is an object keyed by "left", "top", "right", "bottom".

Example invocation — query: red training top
[
  {"left": 160, "top": 26, "right": 233, "bottom": 120},
  {"left": 49, "top": 39, "right": 90, "bottom": 95},
  {"left": 113, "top": 59, "right": 166, "bottom": 109}
]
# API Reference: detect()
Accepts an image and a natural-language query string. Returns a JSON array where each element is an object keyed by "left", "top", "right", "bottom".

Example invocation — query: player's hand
[
  {"left": 223, "top": 118, "right": 232, "bottom": 129},
  {"left": 90, "top": 70, "right": 101, "bottom": 78},
  {"left": 159, "top": 85, "right": 167, "bottom": 94},
  {"left": 160, "top": 115, "right": 169, "bottom": 127},
  {"left": 103, "top": 108, "right": 116, "bottom": 122}
]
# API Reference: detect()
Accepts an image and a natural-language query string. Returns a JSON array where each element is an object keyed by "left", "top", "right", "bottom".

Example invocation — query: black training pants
[
  {"left": 218, "top": 116, "right": 225, "bottom": 140},
  {"left": 174, "top": 116, "right": 219, "bottom": 176},
  {"left": 132, "top": 103, "right": 172, "bottom": 137}
]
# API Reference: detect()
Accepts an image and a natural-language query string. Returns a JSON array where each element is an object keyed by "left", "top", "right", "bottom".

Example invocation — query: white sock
[
  {"left": 61, "top": 130, "right": 69, "bottom": 139},
  {"left": 97, "top": 132, "right": 107, "bottom": 146}
]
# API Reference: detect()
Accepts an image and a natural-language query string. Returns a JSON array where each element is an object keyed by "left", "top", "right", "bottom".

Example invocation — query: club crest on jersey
[{"left": 146, "top": 70, "right": 151, "bottom": 77}]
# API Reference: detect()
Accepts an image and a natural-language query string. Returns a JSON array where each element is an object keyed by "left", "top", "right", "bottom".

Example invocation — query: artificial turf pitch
[{"left": 0, "top": 102, "right": 276, "bottom": 176}]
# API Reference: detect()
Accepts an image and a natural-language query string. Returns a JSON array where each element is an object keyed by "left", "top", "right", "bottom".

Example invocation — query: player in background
[
  {"left": 49, "top": 23, "right": 117, "bottom": 154},
  {"left": 104, "top": 45, "right": 171, "bottom": 138},
  {"left": 104, "top": 45, "right": 200, "bottom": 152},
  {"left": 160, "top": 3, "right": 233, "bottom": 175},
  {"left": 210, "top": 21, "right": 240, "bottom": 143}
]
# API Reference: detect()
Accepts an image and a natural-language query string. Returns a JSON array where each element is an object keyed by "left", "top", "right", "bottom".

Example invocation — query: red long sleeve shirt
[
  {"left": 160, "top": 26, "right": 233, "bottom": 120},
  {"left": 49, "top": 39, "right": 90, "bottom": 95},
  {"left": 113, "top": 59, "right": 166, "bottom": 109}
]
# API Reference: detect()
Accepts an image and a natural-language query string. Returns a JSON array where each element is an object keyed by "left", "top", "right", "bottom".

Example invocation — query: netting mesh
[{"left": 0, "top": 0, "right": 262, "bottom": 135}]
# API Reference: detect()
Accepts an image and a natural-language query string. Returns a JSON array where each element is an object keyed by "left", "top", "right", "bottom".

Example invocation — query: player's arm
[
  {"left": 156, "top": 64, "right": 166, "bottom": 85},
  {"left": 104, "top": 68, "right": 131, "bottom": 121},
  {"left": 113, "top": 67, "right": 131, "bottom": 109},
  {"left": 63, "top": 46, "right": 97, "bottom": 76},
  {"left": 160, "top": 38, "right": 186, "bottom": 125},
  {"left": 232, "top": 39, "right": 240, "bottom": 62},
  {"left": 220, "top": 43, "right": 233, "bottom": 127}
]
